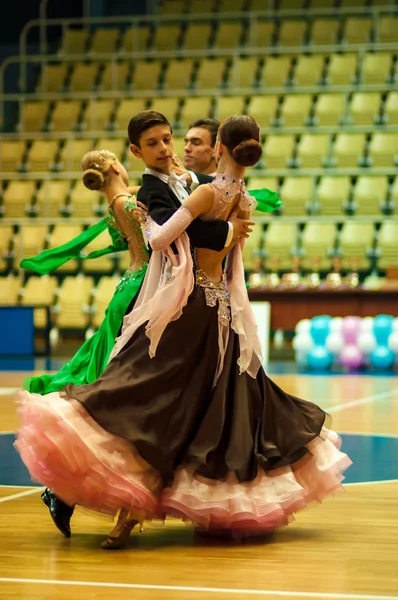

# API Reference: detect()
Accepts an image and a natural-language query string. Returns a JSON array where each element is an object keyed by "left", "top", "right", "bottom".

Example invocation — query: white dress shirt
[{"left": 144, "top": 168, "right": 233, "bottom": 247}]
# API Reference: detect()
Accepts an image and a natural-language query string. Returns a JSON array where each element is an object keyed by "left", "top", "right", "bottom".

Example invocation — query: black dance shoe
[{"left": 41, "top": 488, "right": 74, "bottom": 538}]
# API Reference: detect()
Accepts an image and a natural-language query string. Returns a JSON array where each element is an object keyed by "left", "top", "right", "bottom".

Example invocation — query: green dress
[{"left": 23, "top": 197, "right": 149, "bottom": 394}]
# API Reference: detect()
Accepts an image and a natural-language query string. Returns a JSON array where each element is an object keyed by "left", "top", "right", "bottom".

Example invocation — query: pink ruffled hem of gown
[{"left": 15, "top": 390, "right": 352, "bottom": 532}]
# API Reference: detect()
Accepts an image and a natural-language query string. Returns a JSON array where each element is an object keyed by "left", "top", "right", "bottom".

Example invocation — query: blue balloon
[
  {"left": 308, "top": 345, "right": 333, "bottom": 371},
  {"left": 310, "top": 316, "right": 332, "bottom": 345},
  {"left": 370, "top": 345, "right": 395, "bottom": 371},
  {"left": 373, "top": 315, "right": 394, "bottom": 346}
]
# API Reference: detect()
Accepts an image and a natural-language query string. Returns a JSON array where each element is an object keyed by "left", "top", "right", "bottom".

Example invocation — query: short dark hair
[
  {"left": 128, "top": 110, "right": 172, "bottom": 147},
  {"left": 188, "top": 118, "right": 220, "bottom": 148}
]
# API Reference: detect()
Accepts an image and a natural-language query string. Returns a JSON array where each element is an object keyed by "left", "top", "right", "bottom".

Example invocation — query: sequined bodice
[{"left": 202, "top": 174, "right": 257, "bottom": 221}]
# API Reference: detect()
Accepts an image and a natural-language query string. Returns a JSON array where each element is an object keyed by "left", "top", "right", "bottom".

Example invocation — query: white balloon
[
  {"left": 357, "top": 332, "right": 377, "bottom": 356},
  {"left": 326, "top": 332, "right": 344, "bottom": 355},
  {"left": 295, "top": 319, "right": 311, "bottom": 335},
  {"left": 359, "top": 316, "right": 374, "bottom": 334},
  {"left": 330, "top": 317, "right": 343, "bottom": 333},
  {"left": 388, "top": 331, "right": 398, "bottom": 354},
  {"left": 292, "top": 332, "right": 314, "bottom": 353},
  {"left": 393, "top": 318, "right": 398, "bottom": 332}
]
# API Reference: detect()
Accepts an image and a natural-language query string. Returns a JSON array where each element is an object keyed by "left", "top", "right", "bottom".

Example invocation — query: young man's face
[
  {"left": 184, "top": 127, "right": 216, "bottom": 175},
  {"left": 130, "top": 125, "right": 174, "bottom": 174}
]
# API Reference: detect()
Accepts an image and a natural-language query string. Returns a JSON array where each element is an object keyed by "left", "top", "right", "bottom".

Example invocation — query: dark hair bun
[
  {"left": 82, "top": 168, "right": 104, "bottom": 191},
  {"left": 232, "top": 139, "right": 262, "bottom": 167}
]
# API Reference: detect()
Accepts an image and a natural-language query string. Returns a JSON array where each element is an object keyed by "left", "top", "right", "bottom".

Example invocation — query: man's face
[
  {"left": 184, "top": 127, "right": 216, "bottom": 174},
  {"left": 130, "top": 125, "right": 174, "bottom": 174}
]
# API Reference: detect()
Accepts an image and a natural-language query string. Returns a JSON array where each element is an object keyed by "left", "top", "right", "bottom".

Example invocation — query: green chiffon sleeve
[{"left": 249, "top": 188, "right": 283, "bottom": 213}]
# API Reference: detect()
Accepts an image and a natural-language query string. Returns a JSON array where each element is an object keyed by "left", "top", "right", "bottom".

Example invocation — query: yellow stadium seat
[
  {"left": 0, "top": 276, "right": 22, "bottom": 304},
  {"left": 19, "top": 102, "right": 50, "bottom": 132},
  {"left": 180, "top": 97, "right": 212, "bottom": 129},
  {"left": 0, "top": 226, "right": 14, "bottom": 271},
  {"left": 389, "top": 176, "right": 398, "bottom": 211},
  {"left": 113, "top": 99, "right": 148, "bottom": 131},
  {"left": 92, "top": 275, "right": 121, "bottom": 328},
  {"left": 309, "top": 0, "right": 335, "bottom": 7},
  {"left": 378, "top": 221, "right": 398, "bottom": 270},
  {"left": 95, "top": 138, "right": 127, "bottom": 160},
  {"left": 352, "top": 176, "right": 388, "bottom": 215},
  {"left": 69, "top": 63, "right": 100, "bottom": 92},
  {"left": 332, "top": 133, "right": 366, "bottom": 168},
  {"left": 48, "top": 225, "right": 83, "bottom": 272},
  {"left": 348, "top": 92, "right": 381, "bottom": 126},
  {"left": 278, "top": 20, "right": 307, "bottom": 47},
  {"left": 82, "top": 99, "right": 116, "bottom": 131},
  {"left": 313, "top": 93, "right": 346, "bottom": 126},
  {"left": 361, "top": 52, "right": 393, "bottom": 85},
  {"left": 248, "top": 95, "right": 279, "bottom": 128},
  {"left": 216, "top": 96, "right": 246, "bottom": 122},
  {"left": 263, "top": 222, "right": 297, "bottom": 271},
  {"left": 293, "top": 55, "right": 325, "bottom": 87},
  {"left": 218, "top": 0, "right": 245, "bottom": 10},
  {"left": 183, "top": 23, "right": 213, "bottom": 50},
  {"left": 215, "top": 22, "right": 243, "bottom": 49},
  {"left": 90, "top": 28, "right": 120, "bottom": 54},
  {"left": 342, "top": 18, "right": 373, "bottom": 44},
  {"left": 261, "top": 56, "right": 291, "bottom": 87},
  {"left": 163, "top": 59, "right": 196, "bottom": 90},
  {"left": 0, "top": 141, "right": 26, "bottom": 171},
  {"left": 301, "top": 223, "right": 336, "bottom": 271},
  {"left": 279, "top": 0, "right": 305, "bottom": 8},
  {"left": 19, "top": 225, "right": 49, "bottom": 260},
  {"left": 159, "top": 0, "right": 185, "bottom": 14},
  {"left": 229, "top": 57, "right": 260, "bottom": 89},
  {"left": 55, "top": 275, "right": 94, "bottom": 330},
  {"left": 50, "top": 100, "right": 82, "bottom": 132},
  {"left": 280, "top": 94, "right": 312, "bottom": 127},
  {"left": 2, "top": 181, "right": 36, "bottom": 218},
  {"left": 339, "top": 222, "right": 374, "bottom": 271},
  {"left": 247, "top": 20, "right": 275, "bottom": 47},
  {"left": 296, "top": 134, "right": 330, "bottom": 168},
  {"left": 27, "top": 140, "right": 59, "bottom": 171},
  {"left": 81, "top": 229, "right": 116, "bottom": 273},
  {"left": 153, "top": 24, "right": 183, "bottom": 51},
  {"left": 242, "top": 223, "right": 264, "bottom": 272},
  {"left": 58, "top": 28, "right": 89, "bottom": 55},
  {"left": 279, "top": 177, "right": 314, "bottom": 216},
  {"left": 310, "top": 19, "right": 340, "bottom": 45},
  {"left": 69, "top": 181, "right": 103, "bottom": 218},
  {"left": 131, "top": 60, "right": 162, "bottom": 91},
  {"left": 37, "top": 64, "right": 68, "bottom": 93},
  {"left": 263, "top": 134, "right": 295, "bottom": 169},
  {"left": 100, "top": 62, "right": 130, "bottom": 91},
  {"left": 384, "top": 92, "right": 398, "bottom": 125},
  {"left": 20, "top": 276, "right": 58, "bottom": 328},
  {"left": 316, "top": 176, "right": 351, "bottom": 216},
  {"left": 378, "top": 16, "right": 398, "bottom": 43},
  {"left": 58, "top": 139, "right": 94, "bottom": 171},
  {"left": 173, "top": 136, "right": 186, "bottom": 160},
  {"left": 36, "top": 180, "right": 70, "bottom": 218},
  {"left": 122, "top": 26, "right": 151, "bottom": 52},
  {"left": 189, "top": 0, "right": 215, "bottom": 13},
  {"left": 195, "top": 58, "right": 228, "bottom": 90},
  {"left": 150, "top": 97, "right": 180, "bottom": 125},
  {"left": 368, "top": 133, "right": 398, "bottom": 168},
  {"left": 327, "top": 54, "right": 357, "bottom": 85}
]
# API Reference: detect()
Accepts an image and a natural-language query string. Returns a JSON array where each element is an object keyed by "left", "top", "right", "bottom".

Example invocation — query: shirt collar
[{"left": 144, "top": 167, "right": 170, "bottom": 185}]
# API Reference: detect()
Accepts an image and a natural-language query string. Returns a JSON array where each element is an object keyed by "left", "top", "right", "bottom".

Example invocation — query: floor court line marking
[
  {"left": 0, "top": 484, "right": 38, "bottom": 489},
  {"left": 0, "top": 578, "right": 396, "bottom": 600},
  {"left": 0, "top": 487, "right": 43, "bottom": 504},
  {"left": 345, "top": 479, "right": 398, "bottom": 487},
  {"left": 327, "top": 389, "right": 398, "bottom": 414}
]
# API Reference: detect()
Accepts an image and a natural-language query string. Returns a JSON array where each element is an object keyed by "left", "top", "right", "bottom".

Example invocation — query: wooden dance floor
[{"left": 0, "top": 371, "right": 397, "bottom": 600}]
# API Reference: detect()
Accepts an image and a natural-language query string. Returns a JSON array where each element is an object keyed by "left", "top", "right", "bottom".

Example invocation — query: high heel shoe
[{"left": 101, "top": 511, "right": 144, "bottom": 550}]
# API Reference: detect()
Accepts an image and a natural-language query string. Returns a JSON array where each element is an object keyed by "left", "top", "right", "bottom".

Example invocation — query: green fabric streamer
[{"left": 249, "top": 188, "right": 283, "bottom": 213}]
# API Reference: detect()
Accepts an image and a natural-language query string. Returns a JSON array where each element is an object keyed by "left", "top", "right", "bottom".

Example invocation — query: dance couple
[{"left": 15, "top": 111, "right": 351, "bottom": 549}]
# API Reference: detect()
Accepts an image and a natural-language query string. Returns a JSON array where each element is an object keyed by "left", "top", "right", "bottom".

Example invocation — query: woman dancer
[{"left": 15, "top": 116, "right": 350, "bottom": 549}]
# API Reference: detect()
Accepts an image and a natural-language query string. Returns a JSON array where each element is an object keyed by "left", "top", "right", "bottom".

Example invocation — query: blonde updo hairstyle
[
  {"left": 81, "top": 149, "right": 117, "bottom": 191},
  {"left": 218, "top": 115, "right": 262, "bottom": 167}
]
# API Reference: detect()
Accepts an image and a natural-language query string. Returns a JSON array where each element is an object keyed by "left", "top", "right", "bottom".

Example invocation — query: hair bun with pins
[
  {"left": 232, "top": 139, "right": 262, "bottom": 167},
  {"left": 82, "top": 168, "right": 104, "bottom": 191}
]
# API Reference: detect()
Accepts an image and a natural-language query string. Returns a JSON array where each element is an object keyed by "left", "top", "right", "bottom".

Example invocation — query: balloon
[
  {"left": 340, "top": 344, "right": 364, "bottom": 370},
  {"left": 342, "top": 316, "right": 361, "bottom": 344},
  {"left": 310, "top": 316, "right": 332, "bottom": 345},
  {"left": 370, "top": 346, "right": 395, "bottom": 371},
  {"left": 295, "top": 319, "right": 311, "bottom": 334},
  {"left": 295, "top": 350, "right": 309, "bottom": 368},
  {"left": 326, "top": 332, "right": 344, "bottom": 355},
  {"left": 359, "top": 317, "right": 374, "bottom": 334},
  {"left": 388, "top": 331, "right": 398, "bottom": 354},
  {"left": 330, "top": 317, "right": 343, "bottom": 333},
  {"left": 357, "top": 332, "right": 377, "bottom": 356},
  {"left": 393, "top": 318, "right": 398, "bottom": 332},
  {"left": 308, "top": 346, "right": 333, "bottom": 371},
  {"left": 292, "top": 332, "right": 314, "bottom": 354},
  {"left": 373, "top": 315, "right": 394, "bottom": 346}
]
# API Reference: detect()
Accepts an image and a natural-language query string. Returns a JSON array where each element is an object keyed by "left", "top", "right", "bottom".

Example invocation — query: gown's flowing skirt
[
  {"left": 27, "top": 267, "right": 147, "bottom": 394},
  {"left": 16, "top": 286, "right": 351, "bottom": 532}
]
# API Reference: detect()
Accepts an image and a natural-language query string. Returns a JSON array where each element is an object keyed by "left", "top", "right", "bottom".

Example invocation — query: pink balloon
[
  {"left": 340, "top": 344, "right": 363, "bottom": 370},
  {"left": 342, "top": 316, "right": 362, "bottom": 344}
]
